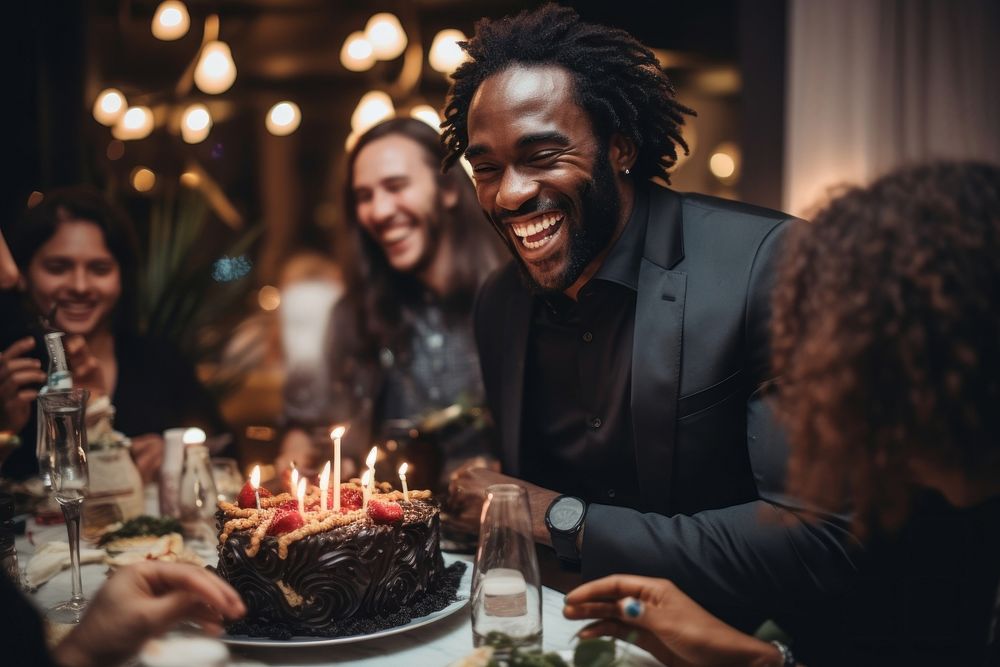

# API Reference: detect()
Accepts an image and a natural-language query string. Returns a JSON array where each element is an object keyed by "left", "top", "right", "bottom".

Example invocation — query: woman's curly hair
[
  {"left": 771, "top": 161, "right": 1000, "bottom": 532},
  {"left": 440, "top": 3, "right": 694, "bottom": 183}
]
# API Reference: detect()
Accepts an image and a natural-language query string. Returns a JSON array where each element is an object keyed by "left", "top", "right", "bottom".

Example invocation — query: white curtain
[{"left": 784, "top": 0, "right": 1000, "bottom": 216}]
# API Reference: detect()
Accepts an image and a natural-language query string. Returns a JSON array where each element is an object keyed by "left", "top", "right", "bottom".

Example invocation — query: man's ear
[{"left": 608, "top": 133, "right": 638, "bottom": 174}]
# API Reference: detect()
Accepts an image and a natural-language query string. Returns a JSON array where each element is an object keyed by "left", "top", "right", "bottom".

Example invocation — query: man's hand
[
  {"left": 130, "top": 433, "right": 165, "bottom": 484},
  {"left": 52, "top": 561, "right": 246, "bottom": 667},
  {"left": 0, "top": 337, "right": 46, "bottom": 432},
  {"left": 563, "top": 574, "right": 784, "bottom": 667},
  {"left": 447, "top": 466, "right": 560, "bottom": 546},
  {"left": 64, "top": 335, "right": 107, "bottom": 397}
]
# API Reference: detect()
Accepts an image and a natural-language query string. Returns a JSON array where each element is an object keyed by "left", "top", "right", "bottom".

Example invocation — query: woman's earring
[{"left": 623, "top": 168, "right": 631, "bottom": 176}]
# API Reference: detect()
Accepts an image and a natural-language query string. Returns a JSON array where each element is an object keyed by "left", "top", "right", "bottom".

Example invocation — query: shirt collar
[{"left": 591, "top": 186, "right": 648, "bottom": 292}]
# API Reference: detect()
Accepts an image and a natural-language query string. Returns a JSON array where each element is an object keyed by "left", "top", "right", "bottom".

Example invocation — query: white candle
[
  {"left": 330, "top": 426, "right": 346, "bottom": 512},
  {"left": 250, "top": 465, "right": 261, "bottom": 510},
  {"left": 296, "top": 477, "right": 307, "bottom": 518},
  {"left": 320, "top": 460, "right": 330, "bottom": 511},
  {"left": 365, "top": 446, "right": 378, "bottom": 490},
  {"left": 361, "top": 469, "right": 371, "bottom": 511},
  {"left": 398, "top": 462, "right": 409, "bottom": 502}
]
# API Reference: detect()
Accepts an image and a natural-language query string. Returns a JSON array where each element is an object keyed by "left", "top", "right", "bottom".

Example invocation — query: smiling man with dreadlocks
[{"left": 445, "top": 2, "right": 857, "bottom": 641}]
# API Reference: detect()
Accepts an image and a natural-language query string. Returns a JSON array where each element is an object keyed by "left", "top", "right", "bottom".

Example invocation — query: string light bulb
[
  {"left": 265, "top": 101, "right": 301, "bottom": 136},
  {"left": 364, "top": 13, "right": 407, "bottom": 60},
  {"left": 410, "top": 105, "right": 442, "bottom": 132},
  {"left": 151, "top": 1, "right": 190, "bottom": 41},
  {"left": 181, "top": 103, "right": 212, "bottom": 143},
  {"left": 350, "top": 91, "right": 394, "bottom": 135},
  {"left": 340, "top": 31, "right": 376, "bottom": 72},
  {"left": 194, "top": 40, "right": 237, "bottom": 94},
  {"left": 92, "top": 88, "right": 127, "bottom": 126},
  {"left": 429, "top": 29, "right": 468, "bottom": 74},
  {"left": 112, "top": 106, "right": 154, "bottom": 140}
]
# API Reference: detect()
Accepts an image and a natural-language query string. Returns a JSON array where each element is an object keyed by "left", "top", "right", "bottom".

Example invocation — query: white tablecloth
[{"left": 16, "top": 514, "right": 659, "bottom": 667}]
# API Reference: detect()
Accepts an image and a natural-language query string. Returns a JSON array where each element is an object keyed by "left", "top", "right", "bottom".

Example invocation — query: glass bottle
[
  {"left": 178, "top": 444, "right": 218, "bottom": 546},
  {"left": 37, "top": 331, "right": 72, "bottom": 489},
  {"left": 471, "top": 484, "right": 543, "bottom": 658}
]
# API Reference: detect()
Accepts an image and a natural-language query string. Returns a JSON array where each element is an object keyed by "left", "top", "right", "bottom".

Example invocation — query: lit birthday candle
[
  {"left": 362, "top": 469, "right": 371, "bottom": 511},
  {"left": 250, "top": 465, "right": 261, "bottom": 510},
  {"left": 330, "top": 426, "right": 346, "bottom": 512},
  {"left": 320, "top": 460, "right": 331, "bottom": 511},
  {"left": 297, "top": 477, "right": 307, "bottom": 519},
  {"left": 398, "top": 462, "right": 409, "bottom": 502}
]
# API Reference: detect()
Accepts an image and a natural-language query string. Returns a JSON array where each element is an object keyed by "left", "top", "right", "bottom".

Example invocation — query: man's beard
[{"left": 506, "top": 151, "right": 621, "bottom": 295}]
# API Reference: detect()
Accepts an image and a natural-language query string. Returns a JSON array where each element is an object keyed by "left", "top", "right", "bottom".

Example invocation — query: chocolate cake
[{"left": 215, "top": 482, "right": 456, "bottom": 638}]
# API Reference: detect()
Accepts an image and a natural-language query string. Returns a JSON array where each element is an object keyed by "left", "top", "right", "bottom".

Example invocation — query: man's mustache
[{"left": 494, "top": 196, "right": 566, "bottom": 223}]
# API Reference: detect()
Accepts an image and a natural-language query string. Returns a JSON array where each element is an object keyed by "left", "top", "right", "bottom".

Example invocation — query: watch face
[{"left": 549, "top": 497, "right": 585, "bottom": 531}]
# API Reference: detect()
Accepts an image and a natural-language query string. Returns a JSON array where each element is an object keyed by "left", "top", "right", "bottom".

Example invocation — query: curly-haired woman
[{"left": 565, "top": 162, "right": 1000, "bottom": 666}]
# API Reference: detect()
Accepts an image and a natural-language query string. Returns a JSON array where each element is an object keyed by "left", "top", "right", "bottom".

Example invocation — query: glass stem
[{"left": 62, "top": 500, "right": 84, "bottom": 603}]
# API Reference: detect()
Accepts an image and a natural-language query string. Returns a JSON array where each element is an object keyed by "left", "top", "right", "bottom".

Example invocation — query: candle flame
[
  {"left": 182, "top": 427, "right": 206, "bottom": 445},
  {"left": 297, "top": 477, "right": 307, "bottom": 500},
  {"left": 366, "top": 446, "right": 378, "bottom": 468},
  {"left": 361, "top": 469, "right": 371, "bottom": 487},
  {"left": 250, "top": 465, "right": 260, "bottom": 488},
  {"left": 330, "top": 425, "right": 346, "bottom": 440},
  {"left": 320, "top": 461, "right": 330, "bottom": 487},
  {"left": 398, "top": 462, "right": 408, "bottom": 476},
  {"left": 290, "top": 468, "right": 299, "bottom": 492}
]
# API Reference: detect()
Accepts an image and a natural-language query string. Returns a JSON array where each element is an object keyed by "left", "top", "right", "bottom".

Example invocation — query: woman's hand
[
  {"left": 0, "top": 337, "right": 46, "bottom": 432},
  {"left": 52, "top": 561, "right": 245, "bottom": 667},
  {"left": 563, "top": 574, "right": 785, "bottom": 667},
  {"left": 130, "top": 433, "right": 165, "bottom": 484},
  {"left": 64, "top": 335, "right": 107, "bottom": 397}
]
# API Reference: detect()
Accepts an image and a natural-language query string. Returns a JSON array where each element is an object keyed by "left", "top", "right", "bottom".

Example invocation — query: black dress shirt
[{"left": 520, "top": 191, "right": 650, "bottom": 510}]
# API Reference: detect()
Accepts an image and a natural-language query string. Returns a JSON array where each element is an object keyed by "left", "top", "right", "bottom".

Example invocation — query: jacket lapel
[
  {"left": 501, "top": 283, "right": 533, "bottom": 476},
  {"left": 631, "top": 187, "right": 686, "bottom": 514}
]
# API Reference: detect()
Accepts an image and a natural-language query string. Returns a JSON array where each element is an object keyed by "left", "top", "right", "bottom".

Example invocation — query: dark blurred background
[{"left": 4, "top": 0, "right": 998, "bottom": 464}]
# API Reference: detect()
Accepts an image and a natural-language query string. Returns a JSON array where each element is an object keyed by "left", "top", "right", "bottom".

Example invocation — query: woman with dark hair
[
  {"left": 0, "top": 186, "right": 227, "bottom": 482},
  {"left": 278, "top": 117, "right": 505, "bottom": 487},
  {"left": 562, "top": 162, "right": 1000, "bottom": 666}
]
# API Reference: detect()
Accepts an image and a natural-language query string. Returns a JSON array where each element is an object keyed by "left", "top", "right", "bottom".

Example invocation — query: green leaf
[{"left": 573, "top": 638, "right": 617, "bottom": 667}]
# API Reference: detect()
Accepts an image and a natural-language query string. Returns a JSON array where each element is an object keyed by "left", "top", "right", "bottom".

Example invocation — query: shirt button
[
  {"left": 590, "top": 417, "right": 602, "bottom": 429},
  {"left": 607, "top": 488, "right": 616, "bottom": 499},
  {"left": 582, "top": 331, "right": 593, "bottom": 343}
]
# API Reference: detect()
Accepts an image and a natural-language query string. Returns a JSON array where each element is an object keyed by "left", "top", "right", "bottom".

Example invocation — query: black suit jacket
[{"left": 474, "top": 185, "right": 858, "bottom": 628}]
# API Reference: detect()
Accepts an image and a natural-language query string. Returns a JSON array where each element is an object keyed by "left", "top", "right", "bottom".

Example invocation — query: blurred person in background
[
  {"left": 277, "top": 117, "right": 506, "bottom": 489},
  {"left": 0, "top": 187, "right": 228, "bottom": 483},
  {"left": 563, "top": 162, "right": 1000, "bottom": 666}
]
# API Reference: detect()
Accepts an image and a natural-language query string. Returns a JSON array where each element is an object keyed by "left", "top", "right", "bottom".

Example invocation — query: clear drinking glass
[
  {"left": 471, "top": 484, "right": 543, "bottom": 658},
  {"left": 209, "top": 457, "right": 243, "bottom": 504},
  {"left": 38, "top": 387, "right": 90, "bottom": 624},
  {"left": 178, "top": 444, "right": 218, "bottom": 548}
]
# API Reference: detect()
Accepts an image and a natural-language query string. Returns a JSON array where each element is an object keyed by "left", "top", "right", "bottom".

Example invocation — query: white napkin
[{"left": 25, "top": 541, "right": 107, "bottom": 588}]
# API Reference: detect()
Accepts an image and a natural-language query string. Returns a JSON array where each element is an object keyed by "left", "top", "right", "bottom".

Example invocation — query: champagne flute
[{"left": 38, "top": 388, "right": 90, "bottom": 623}]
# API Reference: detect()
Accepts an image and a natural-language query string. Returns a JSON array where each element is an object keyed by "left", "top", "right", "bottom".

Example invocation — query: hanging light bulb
[
  {"left": 131, "top": 167, "right": 156, "bottom": 192},
  {"left": 429, "top": 29, "right": 468, "bottom": 74},
  {"left": 364, "top": 13, "right": 407, "bottom": 60},
  {"left": 92, "top": 88, "right": 127, "bottom": 126},
  {"left": 152, "top": 1, "right": 190, "bottom": 41},
  {"left": 350, "top": 91, "right": 394, "bottom": 135},
  {"left": 194, "top": 41, "right": 237, "bottom": 94},
  {"left": 181, "top": 103, "right": 212, "bottom": 143},
  {"left": 265, "top": 101, "right": 302, "bottom": 136},
  {"left": 112, "top": 106, "right": 154, "bottom": 140},
  {"left": 410, "top": 105, "right": 442, "bottom": 132},
  {"left": 340, "top": 31, "right": 376, "bottom": 72}
]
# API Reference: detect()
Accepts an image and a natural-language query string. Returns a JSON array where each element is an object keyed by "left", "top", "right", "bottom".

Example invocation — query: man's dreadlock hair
[{"left": 441, "top": 3, "right": 694, "bottom": 183}]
